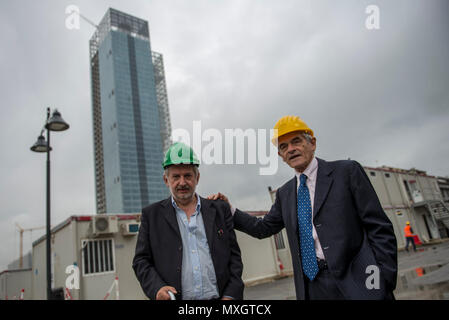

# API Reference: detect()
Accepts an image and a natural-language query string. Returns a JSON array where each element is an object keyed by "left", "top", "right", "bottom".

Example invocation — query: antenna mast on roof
[{"left": 77, "top": 11, "right": 99, "bottom": 29}]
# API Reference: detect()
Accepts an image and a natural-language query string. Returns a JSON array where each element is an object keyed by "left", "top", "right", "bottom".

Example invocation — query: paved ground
[
  {"left": 244, "top": 240, "right": 449, "bottom": 300},
  {"left": 244, "top": 276, "right": 297, "bottom": 300},
  {"left": 394, "top": 240, "right": 449, "bottom": 299}
]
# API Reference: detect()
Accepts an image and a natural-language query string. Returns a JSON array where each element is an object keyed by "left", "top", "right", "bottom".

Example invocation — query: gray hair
[
  {"left": 164, "top": 165, "right": 199, "bottom": 177},
  {"left": 302, "top": 132, "right": 313, "bottom": 143},
  {"left": 277, "top": 132, "right": 314, "bottom": 153}
]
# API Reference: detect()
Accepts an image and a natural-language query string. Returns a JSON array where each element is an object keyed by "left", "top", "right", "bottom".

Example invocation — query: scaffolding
[
  {"left": 89, "top": 8, "right": 172, "bottom": 213},
  {"left": 90, "top": 50, "right": 107, "bottom": 214},
  {"left": 89, "top": 8, "right": 150, "bottom": 59},
  {"left": 152, "top": 51, "right": 172, "bottom": 154}
]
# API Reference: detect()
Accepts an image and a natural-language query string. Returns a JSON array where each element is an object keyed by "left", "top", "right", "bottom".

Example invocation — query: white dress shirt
[
  {"left": 230, "top": 157, "right": 325, "bottom": 260},
  {"left": 295, "top": 157, "right": 325, "bottom": 260}
]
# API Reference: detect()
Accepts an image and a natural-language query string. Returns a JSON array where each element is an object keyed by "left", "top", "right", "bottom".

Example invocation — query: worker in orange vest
[{"left": 404, "top": 221, "right": 417, "bottom": 252}]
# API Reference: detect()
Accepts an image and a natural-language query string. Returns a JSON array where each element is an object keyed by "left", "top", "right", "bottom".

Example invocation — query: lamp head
[
  {"left": 30, "top": 135, "right": 52, "bottom": 153},
  {"left": 45, "top": 109, "right": 69, "bottom": 132}
]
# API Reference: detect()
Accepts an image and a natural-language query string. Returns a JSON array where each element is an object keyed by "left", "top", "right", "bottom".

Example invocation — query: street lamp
[{"left": 30, "top": 107, "right": 69, "bottom": 300}]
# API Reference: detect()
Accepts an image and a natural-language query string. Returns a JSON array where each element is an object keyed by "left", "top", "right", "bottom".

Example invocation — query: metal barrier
[{"left": 103, "top": 276, "right": 120, "bottom": 300}]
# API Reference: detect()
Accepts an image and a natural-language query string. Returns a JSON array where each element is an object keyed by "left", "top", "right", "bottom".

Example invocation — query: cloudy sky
[{"left": 0, "top": 0, "right": 448, "bottom": 270}]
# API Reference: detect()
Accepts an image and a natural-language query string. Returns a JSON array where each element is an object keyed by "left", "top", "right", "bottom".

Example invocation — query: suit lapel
[
  {"left": 199, "top": 197, "right": 216, "bottom": 250},
  {"left": 313, "top": 158, "right": 334, "bottom": 219},
  {"left": 161, "top": 197, "right": 182, "bottom": 238},
  {"left": 286, "top": 176, "right": 299, "bottom": 235}
]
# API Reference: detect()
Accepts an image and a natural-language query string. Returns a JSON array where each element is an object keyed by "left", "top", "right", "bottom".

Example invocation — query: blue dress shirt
[{"left": 172, "top": 195, "right": 220, "bottom": 300}]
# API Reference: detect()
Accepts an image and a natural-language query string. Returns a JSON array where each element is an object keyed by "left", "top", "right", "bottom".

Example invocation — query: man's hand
[
  {"left": 207, "top": 192, "right": 232, "bottom": 207},
  {"left": 221, "top": 296, "right": 233, "bottom": 300},
  {"left": 156, "top": 286, "right": 177, "bottom": 300}
]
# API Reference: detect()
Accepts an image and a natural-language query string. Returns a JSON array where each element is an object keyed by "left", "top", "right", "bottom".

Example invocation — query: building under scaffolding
[
  {"left": 89, "top": 8, "right": 171, "bottom": 214},
  {"left": 152, "top": 51, "right": 172, "bottom": 154}
]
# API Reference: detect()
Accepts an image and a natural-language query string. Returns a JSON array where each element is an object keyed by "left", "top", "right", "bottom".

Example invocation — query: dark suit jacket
[
  {"left": 234, "top": 158, "right": 397, "bottom": 300},
  {"left": 133, "top": 196, "right": 244, "bottom": 300}
]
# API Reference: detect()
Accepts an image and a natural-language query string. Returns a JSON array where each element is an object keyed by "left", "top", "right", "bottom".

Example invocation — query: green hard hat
[{"left": 162, "top": 142, "right": 200, "bottom": 169}]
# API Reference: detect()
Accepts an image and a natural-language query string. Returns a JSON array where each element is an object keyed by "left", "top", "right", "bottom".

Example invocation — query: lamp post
[{"left": 30, "top": 108, "right": 69, "bottom": 300}]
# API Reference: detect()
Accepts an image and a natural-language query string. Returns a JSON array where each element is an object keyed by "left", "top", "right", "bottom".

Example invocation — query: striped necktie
[{"left": 297, "top": 174, "right": 319, "bottom": 281}]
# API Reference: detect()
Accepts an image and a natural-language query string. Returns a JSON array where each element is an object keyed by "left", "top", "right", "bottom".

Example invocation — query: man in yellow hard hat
[
  {"left": 133, "top": 142, "right": 244, "bottom": 300},
  {"left": 404, "top": 221, "right": 417, "bottom": 252},
  {"left": 210, "top": 116, "right": 397, "bottom": 300}
]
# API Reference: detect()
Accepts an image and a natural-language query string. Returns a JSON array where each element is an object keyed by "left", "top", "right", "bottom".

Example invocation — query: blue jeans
[{"left": 405, "top": 237, "right": 416, "bottom": 252}]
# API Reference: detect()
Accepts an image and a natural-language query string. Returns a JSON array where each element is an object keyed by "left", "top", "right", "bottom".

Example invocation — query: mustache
[
  {"left": 176, "top": 185, "right": 191, "bottom": 191},
  {"left": 288, "top": 152, "right": 302, "bottom": 160}
]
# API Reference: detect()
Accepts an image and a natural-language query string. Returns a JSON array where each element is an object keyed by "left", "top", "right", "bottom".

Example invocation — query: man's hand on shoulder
[
  {"left": 207, "top": 192, "right": 230, "bottom": 204},
  {"left": 207, "top": 192, "right": 236, "bottom": 215}
]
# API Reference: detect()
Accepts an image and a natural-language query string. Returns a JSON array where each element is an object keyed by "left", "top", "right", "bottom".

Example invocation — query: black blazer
[
  {"left": 133, "top": 196, "right": 244, "bottom": 300},
  {"left": 234, "top": 158, "right": 397, "bottom": 300}
]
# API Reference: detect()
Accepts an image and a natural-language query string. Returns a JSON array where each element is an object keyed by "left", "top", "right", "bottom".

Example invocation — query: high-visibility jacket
[{"left": 404, "top": 225, "right": 414, "bottom": 237}]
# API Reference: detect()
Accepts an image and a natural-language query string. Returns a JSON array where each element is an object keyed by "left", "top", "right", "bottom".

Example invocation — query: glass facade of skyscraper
[{"left": 90, "top": 9, "right": 170, "bottom": 213}]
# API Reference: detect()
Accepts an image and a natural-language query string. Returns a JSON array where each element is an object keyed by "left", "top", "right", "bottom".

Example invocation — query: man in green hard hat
[{"left": 133, "top": 142, "right": 244, "bottom": 300}]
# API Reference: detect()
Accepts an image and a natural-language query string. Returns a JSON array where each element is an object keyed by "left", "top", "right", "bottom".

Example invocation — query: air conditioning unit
[
  {"left": 92, "top": 215, "right": 118, "bottom": 236},
  {"left": 121, "top": 222, "right": 140, "bottom": 236}
]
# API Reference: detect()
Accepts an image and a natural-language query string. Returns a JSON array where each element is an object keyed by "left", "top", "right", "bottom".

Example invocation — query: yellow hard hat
[
  {"left": 406, "top": 221, "right": 410, "bottom": 225},
  {"left": 271, "top": 115, "right": 314, "bottom": 145}
]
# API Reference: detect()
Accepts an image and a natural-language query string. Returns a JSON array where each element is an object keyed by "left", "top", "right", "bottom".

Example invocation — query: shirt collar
[
  {"left": 171, "top": 193, "right": 201, "bottom": 212},
  {"left": 295, "top": 157, "right": 318, "bottom": 180}
]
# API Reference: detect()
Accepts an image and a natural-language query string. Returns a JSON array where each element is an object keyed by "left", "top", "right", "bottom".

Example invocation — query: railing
[{"left": 425, "top": 200, "right": 449, "bottom": 229}]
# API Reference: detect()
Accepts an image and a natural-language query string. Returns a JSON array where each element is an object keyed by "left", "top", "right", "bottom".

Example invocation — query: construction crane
[
  {"left": 77, "top": 11, "right": 98, "bottom": 29},
  {"left": 15, "top": 223, "right": 46, "bottom": 269}
]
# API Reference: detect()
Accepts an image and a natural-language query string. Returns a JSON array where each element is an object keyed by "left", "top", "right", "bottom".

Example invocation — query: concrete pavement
[{"left": 244, "top": 240, "right": 449, "bottom": 300}]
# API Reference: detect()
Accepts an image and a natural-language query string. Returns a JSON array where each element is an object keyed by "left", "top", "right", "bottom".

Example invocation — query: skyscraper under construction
[{"left": 90, "top": 8, "right": 171, "bottom": 214}]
